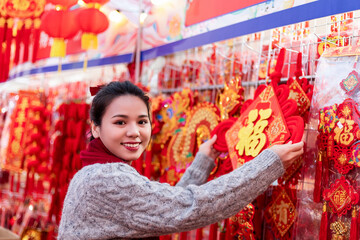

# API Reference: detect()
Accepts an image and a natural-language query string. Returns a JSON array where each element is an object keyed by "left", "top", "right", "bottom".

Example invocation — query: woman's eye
[
  {"left": 139, "top": 120, "right": 148, "bottom": 125},
  {"left": 115, "top": 121, "right": 125, "bottom": 125}
]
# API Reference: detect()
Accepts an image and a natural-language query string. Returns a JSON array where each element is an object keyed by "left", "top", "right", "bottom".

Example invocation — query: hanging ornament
[
  {"left": 225, "top": 84, "right": 290, "bottom": 168},
  {"left": 40, "top": 0, "right": 79, "bottom": 58},
  {"left": 340, "top": 56, "right": 360, "bottom": 95},
  {"left": 323, "top": 176, "right": 359, "bottom": 217},
  {"left": 167, "top": 102, "right": 220, "bottom": 168},
  {"left": 265, "top": 188, "right": 297, "bottom": 239},
  {"left": 78, "top": 0, "right": 109, "bottom": 50}
]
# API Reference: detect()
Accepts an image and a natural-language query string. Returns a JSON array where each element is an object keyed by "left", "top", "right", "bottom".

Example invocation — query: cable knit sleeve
[
  {"left": 58, "top": 149, "right": 284, "bottom": 240},
  {"left": 176, "top": 152, "right": 216, "bottom": 187}
]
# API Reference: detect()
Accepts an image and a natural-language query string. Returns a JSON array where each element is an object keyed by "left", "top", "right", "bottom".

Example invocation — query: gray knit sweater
[{"left": 58, "top": 149, "right": 284, "bottom": 240}]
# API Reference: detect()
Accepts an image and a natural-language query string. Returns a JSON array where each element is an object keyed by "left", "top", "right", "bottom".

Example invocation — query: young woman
[{"left": 58, "top": 81, "right": 304, "bottom": 240}]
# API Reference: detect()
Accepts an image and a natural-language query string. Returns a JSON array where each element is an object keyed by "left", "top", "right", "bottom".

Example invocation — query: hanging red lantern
[
  {"left": 78, "top": 8, "right": 109, "bottom": 50},
  {"left": 40, "top": 9, "right": 80, "bottom": 57}
]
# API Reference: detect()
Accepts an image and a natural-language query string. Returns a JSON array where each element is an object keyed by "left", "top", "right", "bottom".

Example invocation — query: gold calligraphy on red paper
[
  {"left": 235, "top": 108, "right": 272, "bottom": 157},
  {"left": 0, "top": 0, "right": 45, "bottom": 18}
]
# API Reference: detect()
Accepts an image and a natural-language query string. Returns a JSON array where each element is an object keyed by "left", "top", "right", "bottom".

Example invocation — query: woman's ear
[{"left": 91, "top": 121, "right": 100, "bottom": 139}]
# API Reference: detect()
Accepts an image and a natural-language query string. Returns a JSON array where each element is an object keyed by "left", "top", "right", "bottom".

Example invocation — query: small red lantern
[
  {"left": 41, "top": 9, "right": 80, "bottom": 57},
  {"left": 78, "top": 8, "right": 109, "bottom": 50}
]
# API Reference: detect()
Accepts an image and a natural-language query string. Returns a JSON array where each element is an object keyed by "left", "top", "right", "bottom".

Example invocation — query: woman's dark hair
[{"left": 90, "top": 81, "right": 150, "bottom": 140}]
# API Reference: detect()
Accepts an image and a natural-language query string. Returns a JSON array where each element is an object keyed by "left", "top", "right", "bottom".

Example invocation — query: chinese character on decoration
[{"left": 236, "top": 108, "right": 272, "bottom": 157}]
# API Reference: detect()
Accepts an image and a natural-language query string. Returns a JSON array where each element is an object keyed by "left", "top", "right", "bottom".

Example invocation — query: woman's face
[{"left": 92, "top": 95, "right": 152, "bottom": 162}]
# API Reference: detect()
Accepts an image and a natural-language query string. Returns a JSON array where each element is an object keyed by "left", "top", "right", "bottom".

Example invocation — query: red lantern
[
  {"left": 47, "top": 0, "right": 78, "bottom": 9},
  {"left": 78, "top": 8, "right": 109, "bottom": 50},
  {"left": 41, "top": 9, "right": 80, "bottom": 57}
]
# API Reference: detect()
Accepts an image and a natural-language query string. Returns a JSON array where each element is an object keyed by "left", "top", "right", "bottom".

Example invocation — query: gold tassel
[
  {"left": 81, "top": 33, "right": 98, "bottom": 50},
  {"left": 50, "top": 38, "right": 66, "bottom": 58}
]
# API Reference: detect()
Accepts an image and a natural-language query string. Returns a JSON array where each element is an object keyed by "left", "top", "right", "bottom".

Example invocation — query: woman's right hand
[{"left": 268, "top": 141, "right": 304, "bottom": 169}]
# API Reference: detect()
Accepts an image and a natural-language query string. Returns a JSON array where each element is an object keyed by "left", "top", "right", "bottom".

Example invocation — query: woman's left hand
[{"left": 198, "top": 135, "right": 221, "bottom": 160}]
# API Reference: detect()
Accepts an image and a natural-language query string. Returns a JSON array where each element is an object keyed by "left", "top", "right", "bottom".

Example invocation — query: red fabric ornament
[
  {"left": 281, "top": 99, "right": 298, "bottom": 119},
  {"left": 285, "top": 116, "right": 304, "bottom": 143},
  {"left": 211, "top": 118, "right": 236, "bottom": 152},
  {"left": 240, "top": 99, "right": 253, "bottom": 115},
  {"left": 275, "top": 85, "right": 290, "bottom": 105}
]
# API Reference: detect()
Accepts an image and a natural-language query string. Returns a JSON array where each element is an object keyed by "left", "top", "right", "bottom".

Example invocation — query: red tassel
[
  {"left": 13, "top": 20, "right": 23, "bottom": 65},
  {"left": 209, "top": 223, "right": 218, "bottom": 240},
  {"left": 179, "top": 232, "right": 187, "bottom": 240},
  {"left": 31, "top": 18, "right": 41, "bottom": 63},
  {"left": 196, "top": 228, "right": 203, "bottom": 240},
  {"left": 225, "top": 219, "right": 232, "bottom": 240},
  {"left": 270, "top": 48, "right": 286, "bottom": 86},
  {"left": 319, "top": 202, "right": 328, "bottom": 240},
  {"left": 313, "top": 151, "right": 323, "bottom": 203},
  {"left": 0, "top": 18, "right": 6, "bottom": 76},
  {"left": 22, "top": 19, "right": 32, "bottom": 63},
  {"left": 350, "top": 207, "right": 358, "bottom": 240},
  {"left": 294, "top": 52, "right": 303, "bottom": 79},
  {"left": 219, "top": 220, "right": 226, "bottom": 240},
  {"left": 2, "top": 18, "right": 14, "bottom": 82}
]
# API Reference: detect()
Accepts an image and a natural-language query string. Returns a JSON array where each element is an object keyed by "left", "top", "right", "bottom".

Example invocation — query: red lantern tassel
[
  {"left": 2, "top": 18, "right": 14, "bottom": 82},
  {"left": 31, "top": 18, "right": 41, "bottom": 63},
  {"left": 313, "top": 151, "right": 323, "bottom": 203},
  {"left": 209, "top": 223, "right": 218, "bottom": 240},
  {"left": 196, "top": 228, "right": 203, "bottom": 240},
  {"left": 13, "top": 20, "right": 23, "bottom": 65},
  {"left": 0, "top": 18, "right": 6, "bottom": 77},
  {"left": 350, "top": 207, "right": 358, "bottom": 240},
  {"left": 319, "top": 202, "right": 328, "bottom": 240},
  {"left": 22, "top": 19, "right": 32, "bottom": 63}
]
